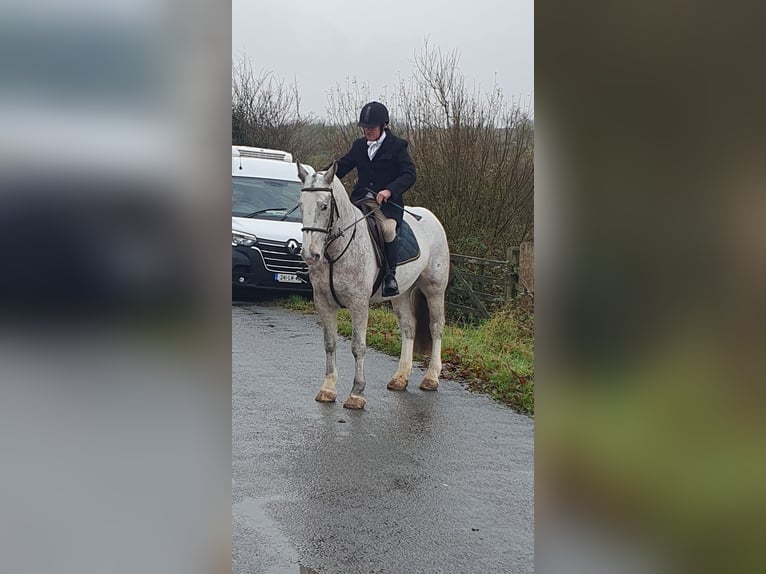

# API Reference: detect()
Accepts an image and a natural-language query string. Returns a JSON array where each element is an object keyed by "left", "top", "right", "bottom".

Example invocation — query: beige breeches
[{"left": 362, "top": 199, "right": 397, "bottom": 243}]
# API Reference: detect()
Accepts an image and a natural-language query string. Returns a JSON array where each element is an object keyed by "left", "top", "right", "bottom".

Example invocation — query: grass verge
[{"left": 277, "top": 294, "right": 534, "bottom": 414}]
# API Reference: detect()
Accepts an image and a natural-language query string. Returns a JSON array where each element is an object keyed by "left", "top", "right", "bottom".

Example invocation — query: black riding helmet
[{"left": 358, "top": 101, "right": 389, "bottom": 128}]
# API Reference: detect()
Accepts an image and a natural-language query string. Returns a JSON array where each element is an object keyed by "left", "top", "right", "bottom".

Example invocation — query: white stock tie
[
  {"left": 367, "top": 131, "right": 386, "bottom": 160},
  {"left": 367, "top": 140, "right": 380, "bottom": 160}
]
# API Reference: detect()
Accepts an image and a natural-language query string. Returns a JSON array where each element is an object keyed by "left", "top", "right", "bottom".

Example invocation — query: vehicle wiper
[
  {"left": 242, "top": 207, "right": 289, "bottom": 218},
  {"left": 279, "top": 204, "right": 301, "bottom": 221}
]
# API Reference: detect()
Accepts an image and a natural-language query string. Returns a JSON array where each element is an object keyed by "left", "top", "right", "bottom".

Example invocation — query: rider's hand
[{"left": 376, "top": 189, "right": 392, "bottom": 204}]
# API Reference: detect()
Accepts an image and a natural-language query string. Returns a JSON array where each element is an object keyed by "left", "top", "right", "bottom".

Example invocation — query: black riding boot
[{"left": 383, "top": 238, "right": 400, "bottom": 297}]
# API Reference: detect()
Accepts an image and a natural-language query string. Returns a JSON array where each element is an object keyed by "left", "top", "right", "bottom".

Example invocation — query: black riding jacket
[{"left": 334, "top": 129, "right": 416, "bottom": 225}]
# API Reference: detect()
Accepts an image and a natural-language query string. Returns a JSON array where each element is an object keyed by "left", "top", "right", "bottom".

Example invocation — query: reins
[{"left": 299, "top": 186, "right": 381, "bottom": 254}]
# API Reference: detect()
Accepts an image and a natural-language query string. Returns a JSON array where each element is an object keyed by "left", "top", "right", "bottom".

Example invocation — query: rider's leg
[
  {"left": 381, "top": 217, "right": 399, "bottom": 296},
  {"left": 362, "top": 200, "right": 400, "bottom": 297}
]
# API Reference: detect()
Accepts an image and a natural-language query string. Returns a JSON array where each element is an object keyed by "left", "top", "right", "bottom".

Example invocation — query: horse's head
[{"left": 297, "top": 161, "right": 338, "bottom": 265}]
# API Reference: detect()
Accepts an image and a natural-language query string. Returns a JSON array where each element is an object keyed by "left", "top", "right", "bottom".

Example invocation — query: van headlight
[{"left": 232, "top": 231, "right": 257, "bottom": 247}]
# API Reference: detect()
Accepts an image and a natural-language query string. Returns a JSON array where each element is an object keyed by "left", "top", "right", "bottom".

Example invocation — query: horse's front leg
[
  {"left": 314, "top": 298, "right": 338, "bottom": 403},
  {"left": 343, "top": 303, "right": 369, "bottom": 410}
]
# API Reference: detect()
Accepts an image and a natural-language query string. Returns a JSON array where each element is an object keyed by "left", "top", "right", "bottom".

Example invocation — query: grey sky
[{"left": 232, "top": 0, "right": 533, "bottom": 121}]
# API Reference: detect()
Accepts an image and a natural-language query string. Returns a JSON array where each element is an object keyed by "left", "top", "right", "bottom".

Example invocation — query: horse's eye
[{"left": 321, "top": 204, "right": 328, "bottom": 211}]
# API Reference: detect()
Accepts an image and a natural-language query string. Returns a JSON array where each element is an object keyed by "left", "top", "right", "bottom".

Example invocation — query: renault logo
[{"left": 286, "top": 239, "right": 300, "bottom": 255}]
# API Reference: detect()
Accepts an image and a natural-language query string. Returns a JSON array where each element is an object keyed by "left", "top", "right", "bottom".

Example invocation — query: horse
[{"left": 296, "top": 161, "right": 450, "bottom": 410}]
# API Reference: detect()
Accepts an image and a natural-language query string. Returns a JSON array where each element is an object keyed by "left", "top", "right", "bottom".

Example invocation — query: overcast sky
[{"left": 232, "top": 0, "right": 533, "bottom": 121}]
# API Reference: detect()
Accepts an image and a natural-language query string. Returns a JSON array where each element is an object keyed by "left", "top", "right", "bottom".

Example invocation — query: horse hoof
[
  {"left": 419, "top": 378, "right": 439, "bottom": 391},
  {"left": 315, "top": 389, "right": 337, "bottom": 402},
  {"left": 387, "top": 376, "right": 408, "bottom": 391},
  {"left": 342, "top": 395, "right": 366, "bottom": 410}
]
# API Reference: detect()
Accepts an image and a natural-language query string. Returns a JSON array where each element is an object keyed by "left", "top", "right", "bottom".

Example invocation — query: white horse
[{"left": 297, "top": 161, "right": 450, "bottom": 410}]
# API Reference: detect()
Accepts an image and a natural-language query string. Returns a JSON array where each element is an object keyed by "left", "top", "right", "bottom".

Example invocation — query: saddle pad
[{"left": 398, "top": 219, "right": 421, "bottom": 265}]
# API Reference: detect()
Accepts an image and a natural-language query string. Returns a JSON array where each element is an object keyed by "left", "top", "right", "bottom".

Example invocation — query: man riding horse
[{"left": 332, "top": 101, "right": 416, "bottom": 297}]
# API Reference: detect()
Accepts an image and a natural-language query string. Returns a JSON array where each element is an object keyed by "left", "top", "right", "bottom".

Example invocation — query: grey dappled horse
[{"left": 297, "top": 161, "right": 450, "bottom": 410}]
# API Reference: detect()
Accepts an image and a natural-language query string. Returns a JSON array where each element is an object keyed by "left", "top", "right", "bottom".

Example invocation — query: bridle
[
  {"left": 299, "top": 185, "right": 379, "bottom": 261},
  {"left": 299, "top": 182, "right": 384, "bottom": 308},
  {"left": 299, "top": 186, "right": 340, "bottom": 238},
  {"left": 300, "top": 184, "right": 357, "bottom": 269}
]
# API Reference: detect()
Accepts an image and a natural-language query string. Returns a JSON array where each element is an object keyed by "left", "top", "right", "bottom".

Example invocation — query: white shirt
[{"left": 366, "top": 130, "right": 386, "bottom": 160}]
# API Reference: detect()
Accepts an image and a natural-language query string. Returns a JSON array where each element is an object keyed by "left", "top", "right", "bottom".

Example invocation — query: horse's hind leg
[
  {"left": 387, "top": 294, "right": 415, "bottom": 391},
  {"left": 343, "top": 302, "right": 369, "bottom": 410},
  {"left": 314, "top": 299, "right": 338, "bottom": 403},
  {"left": 419, "top": 287, "right": 446, "bottom": 391}
]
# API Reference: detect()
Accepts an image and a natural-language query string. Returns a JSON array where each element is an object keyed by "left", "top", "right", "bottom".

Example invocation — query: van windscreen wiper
[{"left": 242, "top": 207, "right": 289, "bottom": 218}]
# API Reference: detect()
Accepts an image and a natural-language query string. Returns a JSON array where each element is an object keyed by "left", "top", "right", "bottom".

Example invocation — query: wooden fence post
[
  {"left": 519, "top": 241, "right": 534, "bottom": 295},
  {"left": 506, "top": 246, "right": 520, "bottom": 302}
]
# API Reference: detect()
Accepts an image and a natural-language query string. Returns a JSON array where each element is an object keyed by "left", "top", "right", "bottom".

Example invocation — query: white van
[{"left": 232, "top": 146, "right": 314, "bottom": 293}]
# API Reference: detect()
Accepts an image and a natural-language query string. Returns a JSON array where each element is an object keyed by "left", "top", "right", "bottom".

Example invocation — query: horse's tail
[{"left": 412, "top": 288, "right": 433, "bottom": 356}]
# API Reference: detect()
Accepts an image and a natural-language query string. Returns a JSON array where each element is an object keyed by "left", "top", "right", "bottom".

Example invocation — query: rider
[{"left": 333, "top": 101, "right": 416, "bottom": 297}]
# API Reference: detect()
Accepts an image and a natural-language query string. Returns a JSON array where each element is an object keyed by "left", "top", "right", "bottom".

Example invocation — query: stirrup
[{"left": 382, "top": 274, "right": 399, "bottom": 297}]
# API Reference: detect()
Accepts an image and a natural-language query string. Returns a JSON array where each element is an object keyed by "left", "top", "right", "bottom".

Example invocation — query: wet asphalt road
[{"left": 232, "top": 298, "right": 534, "bottom": 574}]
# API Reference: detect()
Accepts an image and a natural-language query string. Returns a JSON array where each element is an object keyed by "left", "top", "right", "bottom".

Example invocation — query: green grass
[
  {"left": 277, "top": 295, "right": 534, "bottom": 414},
  {"left": 441, "top": 306, "right": 534, "bottom": 414},
  {"left": 279, "top": 294, "right": 315, "bottom": 313}
]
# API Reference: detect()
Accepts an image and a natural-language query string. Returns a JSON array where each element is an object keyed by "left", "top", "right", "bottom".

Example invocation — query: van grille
[{"left": 256, "top": 239, "right": 307, "bottom": 273}]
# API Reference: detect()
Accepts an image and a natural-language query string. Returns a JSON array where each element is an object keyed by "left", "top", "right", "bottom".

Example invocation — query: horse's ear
[
  {"left": 323, "top": 161, "right": 337, "bottom": 186},
  {"left": 296, "top": 161, "right": 309, "bottom": 183}
]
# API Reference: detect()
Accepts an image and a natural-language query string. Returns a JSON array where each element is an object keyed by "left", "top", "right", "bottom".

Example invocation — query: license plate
[{"left": 275, "top": 273, "right": 302, "bottom": 283}]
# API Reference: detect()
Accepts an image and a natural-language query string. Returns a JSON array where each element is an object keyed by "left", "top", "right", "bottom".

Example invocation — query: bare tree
[
  {"left": 231, "top": 55, "right": 316, "bottom": 161},
  {"left": 390, "top": 41, "right": 534, "bottom": 256},
  {"left": 323, "top": 41, "right": 533, "bottom": 257}
]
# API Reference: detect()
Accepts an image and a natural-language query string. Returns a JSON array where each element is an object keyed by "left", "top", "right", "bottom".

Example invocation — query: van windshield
[{"left": 232, "top": 176, "right": 302, "bottom": 222}]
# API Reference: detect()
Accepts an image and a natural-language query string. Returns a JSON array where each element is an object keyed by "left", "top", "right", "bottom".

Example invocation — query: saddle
[{"left": 357, "top": 203, "right": 421, "bottom": 295}]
